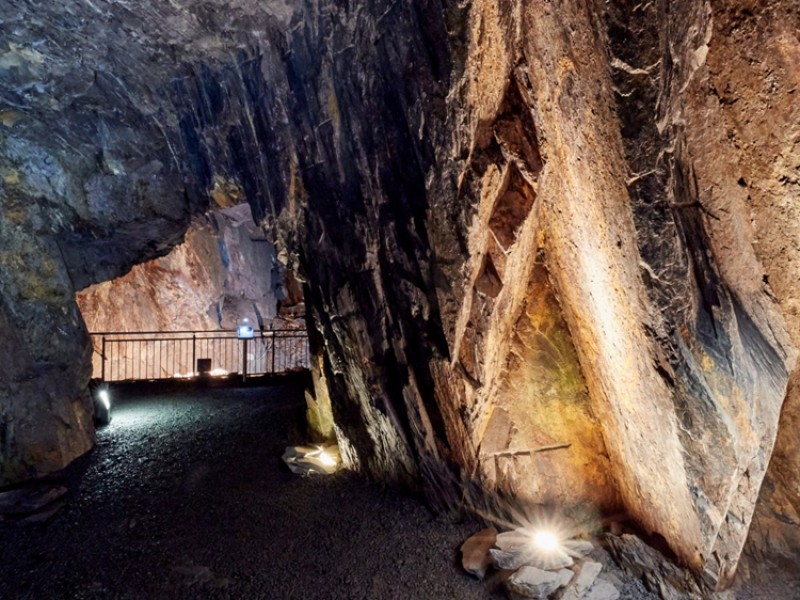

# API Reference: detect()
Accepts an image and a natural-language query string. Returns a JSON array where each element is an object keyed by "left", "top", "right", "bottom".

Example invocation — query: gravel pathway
[
  {"left": 0, "top": 379, "right": 490, "bottom": 599},
  {"left": 0, "top": 378, "right": 660, "bottom": 599}
]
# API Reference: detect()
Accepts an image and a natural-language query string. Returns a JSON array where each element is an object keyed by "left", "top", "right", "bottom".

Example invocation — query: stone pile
[{"left": 460, "top": 528, "right": 619, "bottom": 600}]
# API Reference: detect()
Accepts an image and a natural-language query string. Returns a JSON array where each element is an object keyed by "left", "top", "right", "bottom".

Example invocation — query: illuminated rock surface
[
  {"left": 0, "top": 0, "right": 799, "bottom": 593},
  {"left": 77, "top": 204, "right": 283, "bottom": 332}
]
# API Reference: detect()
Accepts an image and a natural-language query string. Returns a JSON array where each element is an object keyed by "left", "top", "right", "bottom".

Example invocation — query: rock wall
[
  {"left": 1, "top": 0, "right": 799, "bottom": 590},
  {"left": 77, "top": 204, "right": 283, "bottom": 333}
]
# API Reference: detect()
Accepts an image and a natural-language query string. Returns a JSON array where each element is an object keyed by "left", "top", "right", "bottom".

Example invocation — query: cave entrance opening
[{"left": 75, "top": 203, "right": 309, "bottom": 384}]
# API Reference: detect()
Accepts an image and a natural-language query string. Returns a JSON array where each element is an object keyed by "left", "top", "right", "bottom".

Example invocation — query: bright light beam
[
  {"left": 316, "top": 447, "right": 337, "bottom": 467},
  {"left": 531, "top": 530, "right": 560, "bottom": 553},
  {"left": 98, "top": 389, "right": 111, "bottom": 410}
]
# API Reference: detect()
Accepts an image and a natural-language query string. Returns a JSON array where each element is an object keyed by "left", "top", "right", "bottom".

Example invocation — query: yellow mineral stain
[
  {"left": 478, "top": 260, "right": 618, "bottom": 509},
  {"left": 557, "top": 57, "right": 576, "bottom": 79},
  {"left": 327, "top": 85, "right": 342, "bottom": 135},
  {"left": 0, "top": 109, "right": 24, "bottom": 126},
  {"left": 3, "top": 169, "right": 20, "bottom": 185},
  {"left": 209, "top": 175, "right": 243, "bottom": 208}
]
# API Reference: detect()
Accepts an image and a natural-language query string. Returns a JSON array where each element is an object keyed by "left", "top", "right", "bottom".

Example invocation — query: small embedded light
[
  {"left": 209, "top": 368, "right": 228, "bottom": 377},
  {"left": 98, "top": 389, "right": 111, "bottom": 410},
  {"left": 531, "top": 530, "right": 560, "bottom": 553}
]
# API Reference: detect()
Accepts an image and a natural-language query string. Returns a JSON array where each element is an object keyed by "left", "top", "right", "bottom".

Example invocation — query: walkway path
[{"left": 0, "top": 380, "right": 496, "bottom": 599}]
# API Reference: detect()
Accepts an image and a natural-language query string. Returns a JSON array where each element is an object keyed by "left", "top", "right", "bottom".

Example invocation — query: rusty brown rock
[{"left": 460, "top": 527, "right": 497, "bottom": 579}]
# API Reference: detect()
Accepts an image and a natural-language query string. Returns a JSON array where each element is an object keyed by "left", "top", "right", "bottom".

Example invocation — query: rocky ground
[{"left": 0, "top": 378, "right": 666, "bottom": 599}]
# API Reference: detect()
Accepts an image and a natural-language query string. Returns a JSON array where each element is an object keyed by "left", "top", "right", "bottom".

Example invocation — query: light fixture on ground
[
  {"left": 94, "top": 387, "right": 112, "bottom": 426},
  {"left": 313, "top": 445, "right": 338, "bottom": 468},
  {"left": 282, "top": 444, "right": 342, "bottom": 475},
  {"left": 98, "top": 390, "right": 110, "bottom": 411}
]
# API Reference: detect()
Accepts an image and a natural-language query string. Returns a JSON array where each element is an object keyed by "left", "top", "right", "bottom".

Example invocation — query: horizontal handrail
[
  {"left": 95, "top": 332, "right": 307, "bottom": 343},
  {"left": 89, "top": 327, "right": 306, "bottom": 336}
]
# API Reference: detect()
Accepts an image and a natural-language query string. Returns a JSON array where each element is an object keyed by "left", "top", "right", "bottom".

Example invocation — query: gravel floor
[
  {"left": 0, "top": 379, "right": 495, "bottom": 599},
  {"left": 0, "top": 379, "right": 661, "bottom": 599}
]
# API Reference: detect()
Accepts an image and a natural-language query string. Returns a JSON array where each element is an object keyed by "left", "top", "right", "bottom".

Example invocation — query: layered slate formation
[
  {"left": 1, "top": 0, "right": 798, "bottom": 592},
  {"left": 77, "top": 204, "right": 285, "bottom": 332}
]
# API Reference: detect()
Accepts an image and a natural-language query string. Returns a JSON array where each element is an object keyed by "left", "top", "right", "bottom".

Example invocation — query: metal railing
[{"left": 89, "top": 328, "right": 310, "bottom": 382}]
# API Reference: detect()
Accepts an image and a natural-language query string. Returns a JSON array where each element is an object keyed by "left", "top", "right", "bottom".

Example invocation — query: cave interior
[{"left": 1, "top": 0, "right": 800, "bottom": 598}]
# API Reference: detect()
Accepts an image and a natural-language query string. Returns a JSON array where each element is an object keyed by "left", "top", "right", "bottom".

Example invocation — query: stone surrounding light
[{"left": 282, "top": 445, "right": 341, "bottom": 475}]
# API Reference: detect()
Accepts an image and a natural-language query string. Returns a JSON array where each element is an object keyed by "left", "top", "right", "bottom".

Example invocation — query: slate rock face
[
  {"left": 77, "top": 204, "right": 284, "bottom": 334},
  {"left": 1, "top": 0, "right": 799, "bottom": 589}
]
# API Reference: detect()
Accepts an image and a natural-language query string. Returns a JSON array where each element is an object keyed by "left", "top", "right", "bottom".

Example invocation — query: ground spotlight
[
  {"left": 94, "top": 386, "right": 112, "bottom": 426},
  {"left": 314, "top": 446, "right": 338, "bottom": 468},
  {"left": 531, "top": 529, "right": 560, "bottom": 553}
]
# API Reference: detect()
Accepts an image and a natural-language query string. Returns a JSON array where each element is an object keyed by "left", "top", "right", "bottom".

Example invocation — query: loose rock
[
  {"left": 460, "top": 527, "right": 497, "bottom": 579},
  {"left": 561, "top": 560, "right": 603, "bottom": 600},
  {"left": 584, "top": 579, "right": 620, "bottom": 600},
  {"left": 496, "top": 529, "right": 534, "bottom": 552},
  {"left": 491, "top": 547, "right": 574, "bottom": 572},
  {"left": 564, "top": 539, "right": 595, "bottom": 558},
  {"left": 0, "top": 484, "right": 67, "bottom": 517},
  {"left": 282, "top": 444, "right": 341, "bottom": 476},
  {"left": 507, "top": 565, "right": 574, "bottom": 599}
]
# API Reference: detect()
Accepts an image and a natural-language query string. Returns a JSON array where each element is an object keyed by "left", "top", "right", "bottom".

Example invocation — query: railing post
[
  {"left": 101, "top": 336, "right": 107, "bottom": 381},
  {"left": 242, "top": 337, "right": 248, "bottom": 381},
  {"left": 271, "top": 332, "right": 276, "bottom": 374},
  {"left": 192, "top": 333, "right": 196, "bottom": 376}
]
